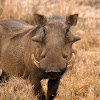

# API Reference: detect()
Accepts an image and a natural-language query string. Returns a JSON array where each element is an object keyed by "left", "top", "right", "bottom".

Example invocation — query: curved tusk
[
  {"left": 31, "top": 54, "right": 40, "bottom": 68},
  {"left": 0, "top": 69, "right": 2, "bottom": 76},
  {"left": 67, "top": 53, "right": 75, "bottom": 68}
]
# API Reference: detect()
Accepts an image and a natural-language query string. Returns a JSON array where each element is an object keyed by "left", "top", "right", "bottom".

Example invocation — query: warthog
[{"left": 0, "top": 14, "right": 80, "bottom": 100}]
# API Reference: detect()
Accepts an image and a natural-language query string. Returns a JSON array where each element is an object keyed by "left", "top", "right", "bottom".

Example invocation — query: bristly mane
[
  {"left": 49, "top": 14, "right": 63, "bottom": 20},
  {"left": 7, "top": 25, "right": 38, "bottom": 40}
]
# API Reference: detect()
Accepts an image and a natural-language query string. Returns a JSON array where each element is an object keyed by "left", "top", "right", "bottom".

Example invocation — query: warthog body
[{"left": 0, "top": 14, "right": 80, "bottom": 100}]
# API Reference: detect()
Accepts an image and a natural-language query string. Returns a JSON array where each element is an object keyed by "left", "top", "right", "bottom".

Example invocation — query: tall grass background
[{"left": 0, "top": 0, "right": 100, "bottom": 100}]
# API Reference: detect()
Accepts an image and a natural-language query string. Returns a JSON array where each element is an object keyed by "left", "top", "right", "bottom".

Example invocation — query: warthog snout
[
  {"left": 44, "top": 67, "right": 66, "bottom": 78},
  {"left": 45, "top": 67, "right": 61, "bottom": 73},
  {"left": 41, "top": 67, "right": 63, "bottom": 78},
  {"left": 39, "top": 56, "right": 67, "bottom": 77}
]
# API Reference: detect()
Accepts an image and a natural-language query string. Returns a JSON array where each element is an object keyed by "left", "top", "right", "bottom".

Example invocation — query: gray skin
[{"left": 0, "top": 14, "right": 80, "bottom": 100}]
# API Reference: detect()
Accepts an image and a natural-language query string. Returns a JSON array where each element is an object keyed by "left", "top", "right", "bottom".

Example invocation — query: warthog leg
[
  {"left": 0, "top": 70, "right": 9, "bottom": 83},
  {"left": 30, "top": 76, "right": 46, "bottom": 100},
  {"left": 47, "top": 78, "right": 60, "bottom": 100}
]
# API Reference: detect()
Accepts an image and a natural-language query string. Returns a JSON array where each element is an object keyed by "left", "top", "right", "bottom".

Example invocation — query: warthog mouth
[{"left": 46, "top": 72, "right": 62, "bottom": 79}]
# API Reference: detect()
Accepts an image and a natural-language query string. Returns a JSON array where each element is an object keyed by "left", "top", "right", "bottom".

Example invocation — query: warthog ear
[
  {"left": 34, "top": 14, "right": 47, "bottom": 26},
  {"left": 66, "top": 14, "right": 78, "bottom": 27}
]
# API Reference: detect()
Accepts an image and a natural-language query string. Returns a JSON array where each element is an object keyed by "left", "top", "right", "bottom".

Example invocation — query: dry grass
[
  {"left": 0, "top": 0, "right": 100, "bottom": 100},
  {"left": 0, "top": 77, "right": 37, "bottom": 100}
]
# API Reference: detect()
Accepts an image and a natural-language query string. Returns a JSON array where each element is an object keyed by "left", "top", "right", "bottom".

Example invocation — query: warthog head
[{"left": 32, "top": 14, "right": 80, "bottom": 78}]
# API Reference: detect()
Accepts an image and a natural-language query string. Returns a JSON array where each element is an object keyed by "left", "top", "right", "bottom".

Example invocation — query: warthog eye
[
  {"left": 43, "top": 28, "right": 46, "bottom": 35},
  {"left": 66, "top": 28, "right": 69, "bottom": 34}
]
